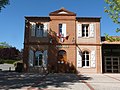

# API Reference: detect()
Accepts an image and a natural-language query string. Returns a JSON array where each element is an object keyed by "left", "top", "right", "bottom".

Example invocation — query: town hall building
[{"left": 23, "top": 8, "right": 120, "bottom": 73}]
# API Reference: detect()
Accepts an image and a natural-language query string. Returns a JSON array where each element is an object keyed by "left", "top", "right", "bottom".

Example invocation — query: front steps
[{"left": 28, "top": 67, "right": 47, "bottom": 73}]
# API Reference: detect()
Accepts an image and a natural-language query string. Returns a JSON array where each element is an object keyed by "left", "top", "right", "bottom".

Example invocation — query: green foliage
[
  {"left": 0, "top": 42, "right": 22, "bottom": 60},
  {"left": 105, "top": 33, "right": 120, "bottom": 42},
  {"left": 0, "top": 59, "right": 19, "bottom": 64},
  {"left": 0, "top": 0, "right": 9, "bottom": 12},
  {"left": 104, "top": 0, "right": 120, "bottom": 32},
  {"left": 0, "top": 42, "right": 11, "bottom": 48},
  {"left": 0, "top": 60, "right": 4, "bottom": 64}
]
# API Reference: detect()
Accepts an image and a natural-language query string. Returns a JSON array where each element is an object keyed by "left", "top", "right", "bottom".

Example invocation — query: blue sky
[{"left": 0, "top": 0, "right": 119, "bottom": 50}]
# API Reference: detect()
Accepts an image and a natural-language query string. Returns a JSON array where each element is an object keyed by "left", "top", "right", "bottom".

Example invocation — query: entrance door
[
  {"left": 105, "top": 57, "right": 119, "bottom": 73},
  {"left": 57, "top": 50, "right": 67, "bottom": 73}
]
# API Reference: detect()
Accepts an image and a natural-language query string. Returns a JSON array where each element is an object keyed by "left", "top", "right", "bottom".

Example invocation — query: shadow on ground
[{"left": 0, "top": 71, "right": 92, "bottom": 89}]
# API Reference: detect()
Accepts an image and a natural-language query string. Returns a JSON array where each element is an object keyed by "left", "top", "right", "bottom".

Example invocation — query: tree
[
  {"left": 0, "top": 42, "right": 12, "bottom": 48},
  {"left": 104, "top": 0, "right": 120, "bottom": 32},
  {"left": 0, "top": 42, "right": 22, "bottom": 60},
  {"left": 104, "top": 0, "right": 120, "bottom": 42},
  {"left": 0, "top": 47, "right": 20, "bottom": 60},
  {"left": 0, "top": 0, "right": 9, "bottom": 12}
]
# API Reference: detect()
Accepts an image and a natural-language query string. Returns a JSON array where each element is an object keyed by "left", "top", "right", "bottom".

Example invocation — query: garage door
[{"left": 105, "top": 57, "right": 119, "bottom": 73}]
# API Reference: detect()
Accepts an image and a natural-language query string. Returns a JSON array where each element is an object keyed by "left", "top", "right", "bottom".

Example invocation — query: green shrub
[
  {"left": 0, "top": 59, "right": 20, "bottom": 64},
  {"left": 0, "top": 60, "right": 4, "bottom": 64},
  {"left": 4, "top": 60, "right": 16, "bottom": 64}
]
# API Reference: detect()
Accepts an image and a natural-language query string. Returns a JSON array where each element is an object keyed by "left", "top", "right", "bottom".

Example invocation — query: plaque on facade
[{"left": 56, "top": 45, "right": 69, "bottom": 48}]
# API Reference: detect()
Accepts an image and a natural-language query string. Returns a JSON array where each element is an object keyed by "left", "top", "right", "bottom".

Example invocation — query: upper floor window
[
  {"left": 59, "top": 24, "right": 62, "bottom": 35},
  {"left": 58, "top": 23, "right": 66, "bottom": 37},
  {"left": 77, "top": 23, "right": 95, "bottom": 38},
  {"left": 82, "top": 24, "right": 89, "bottom": 37},
  {"left": 30, "top": 22, "right": 48, "bottom": 37},
  {"left": 36, "top": 24, "right": 44, "bottom": 37},
  {"left": 82, "top": 51, "right": 89, "bottom": 67}
]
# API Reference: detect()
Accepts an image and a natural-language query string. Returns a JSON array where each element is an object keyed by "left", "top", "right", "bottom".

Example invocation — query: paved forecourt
[
  {"left": 0, "top": 72, "right": 120, "bottom": 90},
  {"left": 42, "top": 73, "right": 120, "bottom": 90}
]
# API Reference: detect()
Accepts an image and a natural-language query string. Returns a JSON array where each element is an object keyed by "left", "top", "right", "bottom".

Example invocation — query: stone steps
[{"left": 28, "top": 67, "right": 47, "bottom": 73}]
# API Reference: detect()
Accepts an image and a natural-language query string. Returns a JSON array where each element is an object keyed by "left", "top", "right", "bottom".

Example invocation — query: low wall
[{"left": 0, "top": 64, "right": 15, "bottom": 71}]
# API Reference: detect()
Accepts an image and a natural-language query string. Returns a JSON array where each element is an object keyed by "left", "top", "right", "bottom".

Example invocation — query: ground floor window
[
  {"left": 28, "top": 50, "right": 48, "bottom": 67},
  {"left": 82, "top": 51, "right": 89, "bottom": 67},
  {"left": 35, "top": 51, "right": 43, "bottom": 66}
]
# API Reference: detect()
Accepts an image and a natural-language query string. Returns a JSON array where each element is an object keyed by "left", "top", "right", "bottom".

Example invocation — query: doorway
[
  {"left": 104, "top": 57, "right": 119, "bottom": 73},
  {"left": 57, "top": 50, "right": 67, "bottom": 73}
]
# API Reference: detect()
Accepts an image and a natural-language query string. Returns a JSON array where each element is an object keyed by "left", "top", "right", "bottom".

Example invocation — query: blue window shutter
[
  {"left": 29, "top": 50, "right": 34, "bottom": 67},
  {"left": 30, "top": 22, "right": 36, "bottom": 36},
  {"left": 43, "top": 50, "right": 48, "bottom": 67},
  {"left": 43, "top": 23, "right": 48, "bottom": 37}
]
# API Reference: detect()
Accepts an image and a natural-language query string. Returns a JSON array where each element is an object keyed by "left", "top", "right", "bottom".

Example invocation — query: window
[
  {"left": 82, "top": 24, "right": 89, "bottom": 37},
  {"left": 30, "top": 22, "right": 48, "bottom": 37},
  {"left": 35, "top": 51, "right": 43, "bottom": 66},
  {"left": 58, "top": 23, "right": 66, "bottom": 37},
  {"left": 59, "top": 24, "right": 62, "bottom": 35},
  {"left": 77, "top": 23, "right": 94, "bottom": 38},
  {"left": 82, "top": 51, "right": 89, "bottom": 67},
  {"left": 36, "top": 24, "right": 44, "bottom": 37}
]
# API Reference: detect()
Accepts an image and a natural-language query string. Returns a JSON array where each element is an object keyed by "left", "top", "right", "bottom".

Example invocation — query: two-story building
[{"left": 23, "top": 8, "right": 120, "bottom": 73}]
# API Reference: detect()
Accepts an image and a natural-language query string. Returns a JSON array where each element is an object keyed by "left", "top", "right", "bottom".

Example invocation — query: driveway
[{"left": 0, "top": 72, "right": 120, "bottom": 90}]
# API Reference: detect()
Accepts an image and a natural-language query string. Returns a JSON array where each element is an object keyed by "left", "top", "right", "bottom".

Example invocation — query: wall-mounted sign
[{"left": 56, "top": 45, "right": 69, "bottom": 48}]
